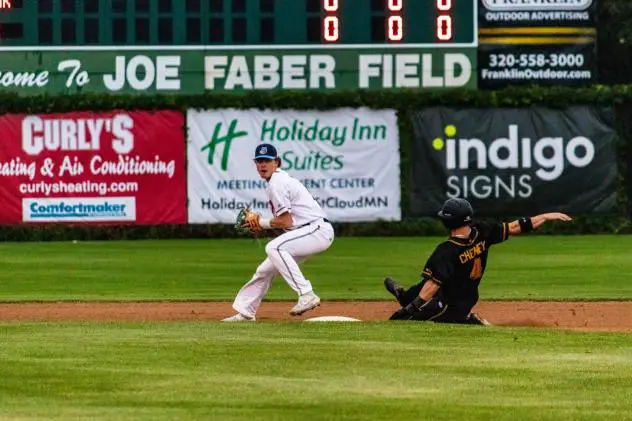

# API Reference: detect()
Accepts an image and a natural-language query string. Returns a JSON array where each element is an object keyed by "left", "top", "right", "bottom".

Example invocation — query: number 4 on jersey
[{"left": 470, "top": 257, "right": 483, "bottom": 280}]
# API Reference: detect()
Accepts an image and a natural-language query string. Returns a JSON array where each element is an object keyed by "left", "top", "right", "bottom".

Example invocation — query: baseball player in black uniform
[{"left": 385, "top": 198, "right": 572, "bottom": 324}]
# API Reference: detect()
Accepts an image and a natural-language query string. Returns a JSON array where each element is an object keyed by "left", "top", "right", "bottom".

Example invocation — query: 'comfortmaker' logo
[
  {"left": 483, "top": 0, "right": 593, "bottom": 11},
  {"left": 432, "top": 124, "right": 595, "bottom": 199},
  {"left": 23, "top": 197, "right": 136, "bottom": 222}
]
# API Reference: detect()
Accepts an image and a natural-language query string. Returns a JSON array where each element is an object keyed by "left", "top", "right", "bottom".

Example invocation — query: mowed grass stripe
[
  {"left": 0, "top": 322, "right": 631, "bottom": 421},
  {"left": 0, "top": 236, "right": 631, "bottom": 301}
]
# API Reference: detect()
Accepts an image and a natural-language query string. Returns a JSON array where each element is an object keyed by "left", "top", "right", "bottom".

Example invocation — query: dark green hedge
[
  {"left": 0, "top": 214, "right": 629, "bottom": 242},
  {"left": 2, "top": 85, "right": 632, "bottom": 116},
  {"left": 0, "top": 86, "right": 630, "bottom": 241}
]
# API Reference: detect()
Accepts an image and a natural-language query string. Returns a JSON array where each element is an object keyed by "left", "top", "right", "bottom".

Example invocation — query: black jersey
[{"left": 420, "top": 221, "right": 509, "bottom": 313}]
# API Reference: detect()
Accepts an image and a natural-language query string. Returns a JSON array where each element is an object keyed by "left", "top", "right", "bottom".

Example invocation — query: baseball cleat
[
  {"left": 290, "top": 292, "right": 321, "bottom": 316},
  {"left": 384, "top": 276, "right": 404, "bottom": 300},
  {"left": 466, "top": 313, "right": 491, "bottom": 326},
  {"left": 221, "top": 313, "right": 256, "bottom": 322}
]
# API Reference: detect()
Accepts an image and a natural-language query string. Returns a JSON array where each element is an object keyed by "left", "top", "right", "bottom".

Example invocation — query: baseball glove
[{"left": 235, "top": 208, "right": 262, "bottom": 235}]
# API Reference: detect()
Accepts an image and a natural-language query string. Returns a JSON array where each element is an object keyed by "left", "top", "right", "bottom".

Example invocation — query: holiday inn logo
[
  {"left": 259, "top": 117, "right": 388, "bottom": 146},
  {"left": 199, "top": 116, "right": 387, "bottom": 171},
  {"left": 201, "top": 119, "right": 248, "bottom": 171}
]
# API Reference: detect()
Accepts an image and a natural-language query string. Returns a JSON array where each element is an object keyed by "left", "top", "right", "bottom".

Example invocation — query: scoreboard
[
  {"left": 0, "top": 0, "right": 476, "bottom": 47},
  {"left": 0, "top": 0, "right": 596, "bottom": 94},
  {"left": 0, "top": 0, "right": 478, "bottom": 94},
  {"left": 0, "top": 1, "right": 596, "bottom": 95}
]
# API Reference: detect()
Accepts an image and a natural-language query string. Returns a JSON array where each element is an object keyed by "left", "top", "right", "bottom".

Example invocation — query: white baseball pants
[{"left": 232, "top": 220, "right": 335, "bottom": 318}]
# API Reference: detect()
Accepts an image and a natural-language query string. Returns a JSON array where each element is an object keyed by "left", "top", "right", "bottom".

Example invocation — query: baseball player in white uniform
[{"left": 222, "top": 143, "right": 335, "bottom": 321}]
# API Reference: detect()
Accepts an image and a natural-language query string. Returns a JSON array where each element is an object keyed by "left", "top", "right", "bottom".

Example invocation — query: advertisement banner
[
  {"left": 629, "top": 147, "right": 632, "bottom": 220},
  {"left": 0, "top": 111, "right": 186, "bottom": 224},
  {"left": 187, "top": 109, "right": 401, "bottom": 223},
  {"left": 0, "top": 49, "right": 476, "bottom": 95},
  {"left": 477, "top": 0, "right": 597, "bottom": 88},
  {"left": 630, "top": 147, "right": 632, "bottom": 221},
  {"left": 623, "top": 104, "right": 632, "bottom": 221},
  {"left": 410, "top": 107, "right": 617, "bottom": 216}
]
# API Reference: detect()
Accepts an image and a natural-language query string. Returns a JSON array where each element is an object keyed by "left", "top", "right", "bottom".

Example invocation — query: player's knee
[
  {"left": 265, "top": 241, "right": 280, "bottom": 256},
  {"left": 254, "top": 263, "right": 271, "bottom": 278}
]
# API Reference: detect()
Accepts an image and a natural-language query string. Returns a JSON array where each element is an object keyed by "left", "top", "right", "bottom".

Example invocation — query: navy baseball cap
[{"left": 254, "top": 144, "right": 278, "bottom": 160}]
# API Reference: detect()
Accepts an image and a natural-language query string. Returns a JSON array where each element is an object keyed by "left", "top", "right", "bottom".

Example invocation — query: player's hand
[
  {"left": 389, "top": 307, "right": 412, "bottom": 320},
  {"left": 544, "top": 212, "right": 572, "bottom": 222},
  {"left": 242, "top": 208, "right": 263, "bottom": 232},
  {"left": 235, "top": 208, "right": 263, "bottom": 234}
]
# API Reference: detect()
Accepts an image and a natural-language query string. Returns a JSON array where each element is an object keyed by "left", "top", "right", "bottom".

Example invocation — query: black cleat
[
  {"left": 384, "top": 276, "right": 404, "bottom": 300},
  {"left": 464, "top": 312, "right": 491, "bottom": 326}
]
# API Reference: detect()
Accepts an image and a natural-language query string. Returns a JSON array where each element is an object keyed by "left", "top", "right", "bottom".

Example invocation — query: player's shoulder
[
  {"left": 268, "top": 169, "right": 290, "bottom": 186},
  {"left": 269, "top": 170, "right": 304, "bottom": 197},
  {"left": 472, "top": 220, "right": 497, "bottom": 234},
  {"left": 474, "top": 219, "right": 506, "bottom": 229},
  {"left": 432, "top": 240, "right": 459, "bottom": 258},
  {"left": 472, "top": 220, "right": 507, "bottom": 240},
  {"left": 472, "top": 220, "right": 491, "bottom": 230}
]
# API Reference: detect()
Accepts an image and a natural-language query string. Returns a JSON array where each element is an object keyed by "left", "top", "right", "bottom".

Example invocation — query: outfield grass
[
  {"left": 0, "top": 236, "right": 631, "bottom": 301},
  {"left": 1, "top": 236, "right": 631, "bottom": 420},
  {"left": 0, "top": 322, "right": 631, "bottom": 421}
]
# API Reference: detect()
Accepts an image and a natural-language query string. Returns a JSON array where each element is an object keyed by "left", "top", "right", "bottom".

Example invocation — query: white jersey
[{"left": 266, "top": 169, "right": 327, "bottom": 228}]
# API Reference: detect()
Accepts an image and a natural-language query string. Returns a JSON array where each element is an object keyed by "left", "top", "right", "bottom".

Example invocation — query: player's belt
[{"left": 296, "top": 218, "right": 331, "bottom": 229}]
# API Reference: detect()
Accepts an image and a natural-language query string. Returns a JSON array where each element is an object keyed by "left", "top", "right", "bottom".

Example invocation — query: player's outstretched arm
[
  {"left": 507, "top": 212, "right": 572, "bottom": 235},
  {"left": 389, "top": 281, "right": 440, "bottom": 320}
]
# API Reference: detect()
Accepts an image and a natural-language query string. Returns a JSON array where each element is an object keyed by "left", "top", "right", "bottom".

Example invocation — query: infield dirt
[{"left": 0, "top": 301, "right": 631, "bottom": 332}]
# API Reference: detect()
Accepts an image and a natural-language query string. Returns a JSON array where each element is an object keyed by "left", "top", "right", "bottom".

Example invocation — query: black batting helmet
[{"left": 437, "top": 198, "right": 474, "bottom": 229}]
